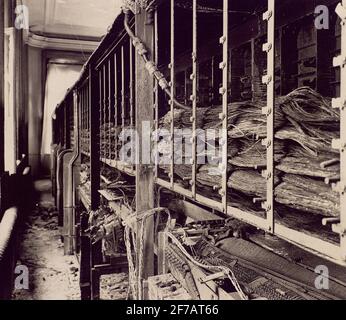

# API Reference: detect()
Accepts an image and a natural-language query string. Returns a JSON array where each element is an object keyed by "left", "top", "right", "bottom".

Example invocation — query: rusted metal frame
[
  {"left": 154, "top": 8, "right": 159, "bottom": 181},
  {"left": 219, "top": 0, "right": 228, "bottom": 213},
  {"left": 333, "top": 0, "right": 346, "bottom": 261},
  {"left": 108, "top": 59, "right": 112, "bottom": 163},
  {"left": 121, "top": 45, "right": 126, "bottom": 154},
  {"left": 262, "top": 0, "right": 275, "bottom": 233},
  {"left": 170, "top": 0, "right": 175, "bottom": 189},
  {"left": 191, "top": 0, "right": 198, "bottom": 199},
  {"left": 114, "top": 53, "right": 119, "bottom": 164}
]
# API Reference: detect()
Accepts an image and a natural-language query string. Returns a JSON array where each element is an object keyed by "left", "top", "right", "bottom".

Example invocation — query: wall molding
[{"left": 24, "top": 31, "right": 99, "bottom": 52}]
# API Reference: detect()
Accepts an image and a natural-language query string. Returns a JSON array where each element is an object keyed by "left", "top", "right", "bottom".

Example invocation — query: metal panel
[{"left": 262, "top": 0, "right": 275, "bottom": 233}]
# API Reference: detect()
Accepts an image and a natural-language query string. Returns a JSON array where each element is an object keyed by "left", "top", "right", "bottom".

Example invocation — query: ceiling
[{"left": 23, "top": 0, "right": 123, "bottom": 41}]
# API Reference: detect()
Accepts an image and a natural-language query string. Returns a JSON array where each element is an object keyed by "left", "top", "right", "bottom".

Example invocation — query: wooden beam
[{"left": 135, "top": 8, "right": 155, "bottom": 284}]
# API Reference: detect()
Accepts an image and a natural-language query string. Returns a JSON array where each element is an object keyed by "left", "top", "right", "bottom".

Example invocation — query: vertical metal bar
[
  {"left": 83, "top": 87, "right": 85, "bottom": 132},
  {"left": 84, "top": 85, "right": 87, "bottom": 133},
  {"left": 99, "top": 69, "right": 103, "bottom": 161},
  {"left": 340, "top": 0, "right": 346, "bottom": 260},
  {"left": 108, "top": 59, "right": 112, "bottom": 162},
  {"left": 103, "top": 64, "right": 107, "bottom": 161},
  {"left": 4, "top": 28, "right": 16, "bottom": 174},
  {"left": 89, "top": 65, "right": 101, "bottom": 211},
  {"left": 191, "top": 0, "right": 197, "bottom": 199},
  {"left": 170, "top": 0, "right": 175, "bottom": 188},
  {"left": 121, "top": 45, "right": 126, "bottom": 154},
  {"left": 81, "top": 88, "right": 83, "bottom": 133},
  {"left": 219, "top": 0, "right": 228, "bottom": 213},
  {"left": 263, "top": 0, "right": 275, "bottom": 233},
  {"left": 114, "top": 53, "right": 118, "bottom": 163},
  {"left": 83, "top": 87, "right": 86, "bottom": 151},
  {"left": 129, "top": 39, "right": 134, "bottom": 127},
  {"left": 87, "top": 85, "right": 89, "bottom": 133},
  {"left": 82, "top": 87, "right": 84, "bottom": 132},
  {"left": 87, "top": 84, "right": 90, "bottom": 133},
  {"left": 211, "top": 56, "right": 215, "bottom": 105},
  {"left": 85, "top": 87, "right": 87, "bottom": 132},
  {"left": 334, "top": 0, "right": 346, "bottom": 260},
  {"left": 83, "top": 87, "right": 85, "bottom": 130},
  {"left": 154, "top": 8, "right": 159, "bottom": 181}
]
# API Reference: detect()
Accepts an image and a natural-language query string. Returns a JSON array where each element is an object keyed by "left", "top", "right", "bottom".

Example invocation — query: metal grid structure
[
  {"left": 154, "top": 0, "right": 346, "bottom": 265},
  {"left": 51, "top": 1, "right": 346, "bottom": 294}
]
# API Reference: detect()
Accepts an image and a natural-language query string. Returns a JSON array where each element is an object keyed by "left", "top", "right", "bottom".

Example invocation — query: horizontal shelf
[{"left": 100, "top": 157, "right": 136, "bottom": 176}]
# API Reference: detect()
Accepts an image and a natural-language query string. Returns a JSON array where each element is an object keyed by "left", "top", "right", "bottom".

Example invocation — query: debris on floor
[
  {"left": 12, "top": 200, "right": 80, "bottom": 300},
  {"left": 100, "top": 273, "right": 129, "bottom": 300}
]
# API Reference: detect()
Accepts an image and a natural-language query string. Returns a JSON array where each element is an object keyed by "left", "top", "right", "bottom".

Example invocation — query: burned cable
[{"left": 122, "top": 6, "right": 190, "bottom": 111}]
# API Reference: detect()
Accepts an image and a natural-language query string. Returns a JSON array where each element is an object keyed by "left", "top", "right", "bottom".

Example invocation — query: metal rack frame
[{"left": 52, "top": 2, "right": 346, "bottom": 297}]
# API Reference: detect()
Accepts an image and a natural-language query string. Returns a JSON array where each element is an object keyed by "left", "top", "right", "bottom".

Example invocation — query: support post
[
  {"left": 170, "top": 0, "right": 175, "bottom": 189},
  {"left": 135, "top": 7, "right": 155, "bottom": 290},
  {"left": 4, "top": 0, "right": 16, "bottom": 174},
  {"left": 191, "top": 0, "right": 197, "bottom": 199},
  {"left": 334, "top": 0, "right": 346, "bottom": 260},
  {"left": 114, "top": 53, "right": 118, "bottom": 163},
  {"left": 154, "top": 8, "right": 159, "bottom": 181},
  {"left": 262, "top": 0, "right": 276, "bottom": 233},
  {"left": 220, "top": 0, "right": 229, "bottom": 213}
]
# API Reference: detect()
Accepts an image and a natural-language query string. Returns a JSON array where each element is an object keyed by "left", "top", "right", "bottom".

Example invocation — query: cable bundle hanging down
[{"left": 123, "top": 208, "right": 172, "bottom": 300}]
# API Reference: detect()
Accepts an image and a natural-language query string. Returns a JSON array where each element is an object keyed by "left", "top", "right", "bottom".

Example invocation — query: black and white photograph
[{"left": 0, "top": 0, "right": 346, "bottom": 307}]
